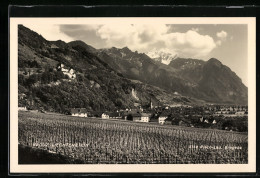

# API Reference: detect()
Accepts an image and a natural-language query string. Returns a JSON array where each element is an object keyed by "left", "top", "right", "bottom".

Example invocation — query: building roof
[
  {"left": 141, "top": 113, "right": 151, "bottom": 117},
  {"left": 128, "top": 109, "right": 142, "bottom": 115},
  {"left": 132, "top": 113, "right": 142, "bottom": 117},
  {"left": 71, "top": 108, "right": 88, "bottom": 114},
  {"left": 109, "top": 112, "right": 120, "bottom": 117},
  {"left": 102, "top": 112, "right": 110, "bottom": 115}
]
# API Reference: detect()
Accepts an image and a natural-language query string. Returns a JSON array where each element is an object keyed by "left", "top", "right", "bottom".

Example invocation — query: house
[
  {"left": 57, "top": 63, "right": 65, "bottom": 71},
  {"left": 140, "top": 113, "right": 151, "bottom": 122},
  {"left": 18, "top": 106, "right": 27, "bottom": 111},
  {"left": 132, "top": 113, "right": 142, "bottom": 122},
  {"left": 204, "top": 119, "right": 209, "bottom": 123},
  {"left": 129, "top": 108, "right": 142, "bottom": 114},
  {"left": 109, "top": 112, "right": 121, "bottom": 119},
  {"left": 212, "top": 120, "right": 217, "bottom": 124},
  {"left": 18, "top": 93, "right": 26, "bottom": 100},
  {"left": 67, "top": 68, "right": 76, "bottom": 79},
  {"left": 179, "top": 118, "right": 192, "bottom": 127},
  {"left": 57, "top": 63, "right": 76, "bottom": 79},
  {"left": 158, "top": 113, "right": 168, "bottom": 125},
  {"left": 101, "top": 113, "right": 110, "bottom": 119},
  {"left": 235, "top": 111, "right": 245, "bottom": 116},
  {"left": 71, "top": 108, "right": 88, "bottom": 117}
]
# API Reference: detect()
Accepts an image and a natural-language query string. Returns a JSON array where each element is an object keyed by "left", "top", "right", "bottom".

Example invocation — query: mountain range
[
  {"left": 95, "top": 45, "right": 247, "bottom": 105},
  {"left": 18, "top": 25, "right": 247, "bottom": 113},
  {"left": 146, "top": 50, "right": 178, "bottom": 65}
]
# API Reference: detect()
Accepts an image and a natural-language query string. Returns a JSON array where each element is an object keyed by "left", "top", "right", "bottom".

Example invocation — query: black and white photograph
[{"left": 10, "top": 17, "right": 256, "bottom": 173}]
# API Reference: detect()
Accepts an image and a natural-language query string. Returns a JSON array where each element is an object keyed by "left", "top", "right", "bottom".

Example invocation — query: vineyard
[{"left": 18, "top": 111, "right": 248, "bottom": 164}]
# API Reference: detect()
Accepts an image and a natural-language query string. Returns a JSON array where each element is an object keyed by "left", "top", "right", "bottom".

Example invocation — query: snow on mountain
[{"left": 146, "top": 50, "right": 178, "bottom": 65}]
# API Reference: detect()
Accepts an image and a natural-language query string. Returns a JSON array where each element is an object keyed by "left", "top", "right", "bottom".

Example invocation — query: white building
[
  {"left": 158, "top": 116, "right": 167, "bottom": 125},
  {"left": 71, "top": 108, "right": 88, "bottom": 117},
  {"left": 236, "top": 111, "right": 245, "bottom": 115},
  {"left": 57, "top": 63, "right": 76, "bottom": 79},
  {"left": 18, "top": 106, "right": 27, "bottom": 111},
  {"left": 140, "top": 113, "right": 150, "bottom": 122},
  {"left": 101, "top": 113, "right": 110, "bottom": 119}
]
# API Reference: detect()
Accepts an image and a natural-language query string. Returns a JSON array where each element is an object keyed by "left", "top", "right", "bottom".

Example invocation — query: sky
[{"left": 23, "top": 23, "right": 248, "bottom": 86}]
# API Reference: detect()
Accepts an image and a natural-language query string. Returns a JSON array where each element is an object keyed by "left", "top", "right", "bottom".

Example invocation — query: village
[
  {"left": 65, "top": 100, "right": 248, "bottom": 132},
  {"left": 18, "top": 89, "right": 248, "bottom": 132}
]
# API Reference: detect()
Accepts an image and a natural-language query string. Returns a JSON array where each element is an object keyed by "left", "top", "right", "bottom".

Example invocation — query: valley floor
[{"left": 18, "top": 111, "right": 248, "bottom": 164}]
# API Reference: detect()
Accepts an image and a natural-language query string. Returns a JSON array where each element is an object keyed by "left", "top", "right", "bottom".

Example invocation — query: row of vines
[{"left": 18, "top": 111, "right": 248, "bottom": 164}]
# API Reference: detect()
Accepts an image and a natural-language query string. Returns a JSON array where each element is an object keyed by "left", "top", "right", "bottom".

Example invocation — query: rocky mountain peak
[
  {"left": 146, "top": 50, "right": 178, "bottom": 65},
  {"left": 121, "top": 46, "right": 131, "bottom": 53},
  {"left": 68, "top": 40, "right": 97, "bottom": 53}
]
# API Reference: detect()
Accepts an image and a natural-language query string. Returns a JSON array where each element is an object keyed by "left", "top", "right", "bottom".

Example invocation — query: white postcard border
[{"left": 10, "top": 17, "right": 256, "bottom": 173}]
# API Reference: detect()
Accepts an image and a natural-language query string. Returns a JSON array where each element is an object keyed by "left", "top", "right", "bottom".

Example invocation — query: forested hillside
[{"left": 18, "top": 25, "right": 191, "bottom": 113}]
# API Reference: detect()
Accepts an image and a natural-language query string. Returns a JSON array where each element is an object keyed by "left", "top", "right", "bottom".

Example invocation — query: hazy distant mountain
[{"left": 146, "top": 50, "right": 178, "bottom": 65}]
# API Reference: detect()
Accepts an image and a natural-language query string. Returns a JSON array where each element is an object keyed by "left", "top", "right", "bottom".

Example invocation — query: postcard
[{"left": 10, "top": 17, "right": 256, "bottom": 173}]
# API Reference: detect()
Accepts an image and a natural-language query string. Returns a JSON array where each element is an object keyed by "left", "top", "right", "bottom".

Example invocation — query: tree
[
  {"left": 18, "top": 74, "right": 25, "bottom": 85},
  {"left": 127, "top": 114, "right": 133, "bottom": 121},
  {"left": 77, "top": 74, "right": 84, "bottom": 83},
  {"left": 115, "top": 98, "right": 123, "bottom": 108},
  {"left": 26, "top": 74, "right": 38, "bottom": 87}
]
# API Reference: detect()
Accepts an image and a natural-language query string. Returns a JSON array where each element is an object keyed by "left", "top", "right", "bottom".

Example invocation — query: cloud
[
  {"left": 164, "top": 30, "right": 217, "bottom": 57},
  {"left": 22, "top": 24, "right": 74, "bottom": 42},
  {"left": 60, "top": 24, "right": 101, "bottom": 34},
  {"left": 59, "top": 25, "right": 106, "bottom": 47},
  {"left": 216, "top": 30, "right": 228, "bottom": 40},
  {"left": 59, "top": 24, "right": 218, "bottom": 59},
  {"left": 191, "top": 27, "right": 199, "bottom": 32},
  {"left": 95, "top": 24, "right": 169, "bottom": 51},
  {"left": 96, "top": 25, "right": 217, "bottom": 58}
]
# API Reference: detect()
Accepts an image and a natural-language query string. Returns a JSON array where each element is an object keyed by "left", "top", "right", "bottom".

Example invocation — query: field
[
  {"left": 18, "top": 111, "right": 248, "bottom": 164},
  {"left": 19, "top": 144, "right": 85, "bottom": 164}
]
